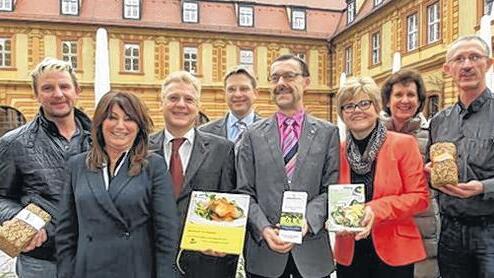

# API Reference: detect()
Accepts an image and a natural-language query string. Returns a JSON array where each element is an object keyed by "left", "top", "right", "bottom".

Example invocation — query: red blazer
[{"left": 334, "top": 131, "right": 429, "bottom": 267}]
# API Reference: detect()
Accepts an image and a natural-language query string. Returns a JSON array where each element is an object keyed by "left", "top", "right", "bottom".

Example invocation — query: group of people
[{"left": 0, "top": 34, "right": 492, "bottom": 278}]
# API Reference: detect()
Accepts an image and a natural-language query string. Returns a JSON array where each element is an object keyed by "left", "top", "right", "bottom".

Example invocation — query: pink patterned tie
[{"left": 282, "top": 118, "right": 298, "bottom": 182}]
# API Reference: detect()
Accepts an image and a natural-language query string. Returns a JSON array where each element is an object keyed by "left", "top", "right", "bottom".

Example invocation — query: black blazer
[
  {"left": 56, "top": 153, "right": 179, "bottom": 278},
  {"left": 149, "top": 129, "right": 237, "bottom": 277},
  {"left": 149, "top": 128, "right": 236, "bottom": 224}
]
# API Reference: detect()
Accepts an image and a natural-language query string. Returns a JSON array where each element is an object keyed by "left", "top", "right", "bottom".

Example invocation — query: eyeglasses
[
  {"left": 164, "top": 93, "right": 198, "bottom": 105},
  {"left": 341, "top": 99, "right": 373, "bottom": 113},
  {"left": 448, "top": 54, "right": 489, "bottom": 65},
  {"left": 268, "top": 72, "right": 303, "bottom": 83}
]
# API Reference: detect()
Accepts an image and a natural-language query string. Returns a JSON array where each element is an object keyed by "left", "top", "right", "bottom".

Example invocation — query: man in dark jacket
[
  {"left": 149, "top": 71, "right": 236, "bottom": 278},
  {"left": 0, "top": 57, "right": 91, "bottom": 278},
  {"left": 199, "top": 66, "right": 261, "bottom": 142}
]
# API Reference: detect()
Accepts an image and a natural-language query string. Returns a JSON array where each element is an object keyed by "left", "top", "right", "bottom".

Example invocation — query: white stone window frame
[
  {"left": 239, "top": 49, "right": 254, "bottom": 71},
  {"left": 345, "top": 46, "right": 353, "bottom": 76},
  {"left": 0, "top": 0, "right": 13, "bottom": 12},
  {"left": 124, "top": 43, "right": 140, "bottom": 72},
  {"left": 427, "top": 2, "right": 440, "bottom": 44},
  {"left": 124, "top": 0, "right": 140, "bottom": 20},
  {"left": 371, "top": 32, "right": 381, "bottom": 65},
  {"left": 61, "top": 0, "right": 78, "bottom": 15},
  {"left": 61, "top": 40, "right": 78, "bottom": 69},
  {"left": 291, "top": 9, "right": 306, "bottom": 30},
  {"left": 239, "top": 5, "right": 253, "bottom": 27},
  {"left": 183, "top": 46, "right": 198, "bottom": 74},
  {"left": 0, "top": 38, "right": 12, "bottom": 68},
  {"left": 407, "top": 13, "right": 418, "bottom": 51},
  {"left": 183, "top": 1, "right": 198, "bottom": 23}
]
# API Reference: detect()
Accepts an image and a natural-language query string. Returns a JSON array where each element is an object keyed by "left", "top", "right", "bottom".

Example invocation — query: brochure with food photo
[
  {"left": 327, "top": 184, "right": 365, "bottom": 232},
  {"left": 279, "top": 191, "right": 308, "bottom": 244},
  {"left": 180, "top": 191, "right": 250, "bottom": 255}
]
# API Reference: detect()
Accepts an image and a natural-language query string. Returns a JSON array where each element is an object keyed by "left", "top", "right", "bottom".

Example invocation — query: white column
[{"left": 94, "top": 28, "right": 111, "bottom": 106}]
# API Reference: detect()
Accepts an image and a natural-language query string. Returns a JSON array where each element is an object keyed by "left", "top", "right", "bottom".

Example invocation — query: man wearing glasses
[
  {"left": 149, "top": 71, "right": 236, "bottom": 277},
  {"left": 426, "top": 35, "right": 494, "bottom": 277},
  {"left": 236, "top": 54, "right": 339, "bottom": 278}
]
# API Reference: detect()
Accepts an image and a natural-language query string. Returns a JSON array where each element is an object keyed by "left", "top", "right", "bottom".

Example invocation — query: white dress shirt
[
  {"left": 163, "top": 128, "right": 195, "bottom": 174},
  {"left": 227, "top": 111, "right": 255, "bottom": 142},
  {"left": 102, "top": 151, "right": 129, "bottom": 191}
]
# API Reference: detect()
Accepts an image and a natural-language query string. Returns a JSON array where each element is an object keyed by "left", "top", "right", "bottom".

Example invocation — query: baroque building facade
[
  {"left": 329, "top": 0, "right": 492, "bottom": 120},
  {"left": 0, "top": 0, "right": 491, "bottom": 127},
  {"left": 0, "top": 0, "right": 343, "bottom": 128}
]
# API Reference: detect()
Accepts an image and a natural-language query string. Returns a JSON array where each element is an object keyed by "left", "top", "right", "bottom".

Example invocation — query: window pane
[
  {"left": 62, "top": 43, "right": 69, "bottom": 53},
  {"left": 4, "top": 40, "right": 10, "bottom": 51},
  {"left": 4, "top": 56, "right": 9, "bottom": 67},
  {"left": 292, "top": 10, "right": 305, "bottom": 29},
  {"left": 133, "top": 59, "right": 139, "bottom": 71}
]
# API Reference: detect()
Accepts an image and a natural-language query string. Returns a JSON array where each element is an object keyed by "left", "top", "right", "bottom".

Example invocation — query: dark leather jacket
[{"left": 0, "top": 108, "right": 91, "bottom": 261}]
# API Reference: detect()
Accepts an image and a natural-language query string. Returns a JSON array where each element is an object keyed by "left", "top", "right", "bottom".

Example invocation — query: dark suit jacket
[
  {"left": 56, "top": 153, "right": 179, "bottom": 278},
  {"left": 149, "top": 128, "right": 237, "bottom": 277},
  {"left": 199, "top": 112, "right": 262, "bottom": 138},
  {"left": 236, "top": 114, "right": 340, "bottom": 278}
]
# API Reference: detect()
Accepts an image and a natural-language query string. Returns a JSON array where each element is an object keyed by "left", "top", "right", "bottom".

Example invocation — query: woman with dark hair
[
  {"left": 381, "top": 69, "right": 440, "bottom": 278},
  {"left": 56, "top": 91, "right": 179, "bottom": 278},
  {"left": 334, "top": 77, "right": 429, "bottom": 278}
]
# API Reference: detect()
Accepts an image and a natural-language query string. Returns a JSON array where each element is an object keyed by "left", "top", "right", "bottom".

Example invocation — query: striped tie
[
  {"left": 234, "top": 121, "right": 247, "bottom": 144},
  {"left": 282, "top": 118, "right": 298, "bottom": 182}
]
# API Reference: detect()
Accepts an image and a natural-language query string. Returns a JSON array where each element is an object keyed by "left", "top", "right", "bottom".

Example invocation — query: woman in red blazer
[{"left": 333, "top": 77, "right": 429, "bottom": 278}]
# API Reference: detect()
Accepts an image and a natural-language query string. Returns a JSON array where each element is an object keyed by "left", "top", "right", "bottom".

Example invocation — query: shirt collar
[
  {"left": 164, "top": 128, "right": 195, "bottom": 145},
  {"left": 276, "top": 110, "right": 305, "bottom": 128},
  {"left": 227, "top": 111, "right": 255, "bottom": 128},
  {"left": 457, "top": 88, "right": 492, "bottom": 113}
]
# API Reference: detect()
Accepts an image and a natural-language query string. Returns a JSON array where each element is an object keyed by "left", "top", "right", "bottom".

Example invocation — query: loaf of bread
[
  {"left": 0, "top": 204, "right": 51, "bottom": 257},
  {"left": 430, "top": 142, "right": 458, "bottom": 188}
]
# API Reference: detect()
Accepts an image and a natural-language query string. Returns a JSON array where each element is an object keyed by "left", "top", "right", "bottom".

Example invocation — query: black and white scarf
[{"left": 346, "top": 121, "right": 387, "bottom": 175}]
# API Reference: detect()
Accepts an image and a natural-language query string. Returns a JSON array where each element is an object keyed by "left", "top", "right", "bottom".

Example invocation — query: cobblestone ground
[{"left": 0, "top": 251, "right": 16, "bottom": 278}]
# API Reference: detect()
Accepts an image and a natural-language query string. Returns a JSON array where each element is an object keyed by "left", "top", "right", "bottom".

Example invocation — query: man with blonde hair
[
  {"left": 0, "top": 57, "right": 92, "bottom": 277},
  {"left": 149, "top": 71, "right": 237, "bottom": 277}
]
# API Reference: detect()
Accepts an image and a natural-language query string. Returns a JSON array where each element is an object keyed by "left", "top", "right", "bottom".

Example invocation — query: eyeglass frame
[
  {"left": 447, "top": 53, "right": 489, "bottom": 65},
  {"left": 340, "top": 99, "right": 374, "bottom": 113},
  {"left": 268, "top": 72, "right": 304, "bottom": 83}
]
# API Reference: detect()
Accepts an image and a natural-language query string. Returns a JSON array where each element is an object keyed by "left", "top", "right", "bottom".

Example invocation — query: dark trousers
[
  {"left": 16, "top": 255, "right": 57, "bottom": 278},
  {"left": 336, "top": 238, "right": 414, "bottom": 278},
  {"left": 179, "top": 250, "right": 238, "bottom": 278},
  {"left": 438, "top": 215, "right": 494, "bottom": 278},
  {"left": 248, "top": 253, "right": 330, "bottom": 278}
]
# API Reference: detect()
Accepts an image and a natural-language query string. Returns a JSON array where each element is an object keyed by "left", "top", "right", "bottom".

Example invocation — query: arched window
[
  {"left": 0, "top": 105, "right": 26, "bottom": 137},
  {"left": 426, "top": 95, "right": 440, "bottom": 119}
]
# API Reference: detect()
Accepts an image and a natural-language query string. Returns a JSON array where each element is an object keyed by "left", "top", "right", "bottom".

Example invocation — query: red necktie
[{"left": 170, "top": 138, "right": 186, "bottom": 198}]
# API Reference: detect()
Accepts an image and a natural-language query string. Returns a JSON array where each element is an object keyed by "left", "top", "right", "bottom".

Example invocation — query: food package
[
  {"left": 327, "top": 184, "right": 365, "bottom": 232},
  {"left": 0, "top": 204, "right": 51, "bottom": 257},
  {"left": 430, "top": 142, "right": 458, "bottom": 188}
]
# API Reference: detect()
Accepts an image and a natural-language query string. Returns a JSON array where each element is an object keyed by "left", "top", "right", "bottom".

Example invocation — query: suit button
[{"left": 122, "top": 232, "right": 130, "bottom": 239}]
